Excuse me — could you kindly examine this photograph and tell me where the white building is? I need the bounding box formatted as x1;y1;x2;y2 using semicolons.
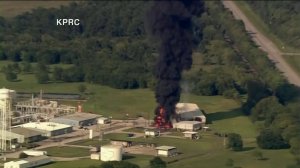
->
145;129;160;137
173;121;202;131
156;146;177;157
19;122;72;137
183;131;199;139
23;150;47;156
90;153;100;160
97;117;110;124
101;145;123;161
4;155;51;168
175;103;206;123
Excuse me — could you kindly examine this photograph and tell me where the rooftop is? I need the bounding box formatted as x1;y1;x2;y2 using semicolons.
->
11;127;43;138
174;121;201;124
176;103;204;115
156;146;176;151
22;155;50;162
101;145;123;149
20;122;72;131
56;112;101;121
183;131;198;134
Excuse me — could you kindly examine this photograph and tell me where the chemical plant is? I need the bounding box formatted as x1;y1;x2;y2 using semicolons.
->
0;87;208;168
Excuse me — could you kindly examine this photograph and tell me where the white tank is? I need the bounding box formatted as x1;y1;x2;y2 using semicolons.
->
101;145;122;161
0;88;15;99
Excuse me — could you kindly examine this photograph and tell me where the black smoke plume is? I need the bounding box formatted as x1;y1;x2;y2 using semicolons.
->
146;0;204;123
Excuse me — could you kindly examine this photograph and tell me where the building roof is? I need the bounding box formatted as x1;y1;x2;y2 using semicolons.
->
21;122;72;131
11;127;43;138
156;146;176;151
55;112;101;121
174;121;201;125
101;145;123;149
22;155;50;162
176;103;204;115
183;131;198;134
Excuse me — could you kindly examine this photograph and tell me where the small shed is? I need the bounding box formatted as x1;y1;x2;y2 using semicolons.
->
98;117;111;124
156;146;177;157
173;121;201;131
90;153;100;160
145;129;160;137
110;140;132;147
183;131;199;139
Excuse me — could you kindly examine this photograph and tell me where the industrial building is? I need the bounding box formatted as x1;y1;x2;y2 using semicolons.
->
10;127;43;143
183;131;199;139
173;121;202;131
20;122;72;137
14;98;77;124
101;145;123;161
156;146;177;157
175;103;206;123
145;129;160;137
4;155;51;168
97;117;110;124
50;112;101;127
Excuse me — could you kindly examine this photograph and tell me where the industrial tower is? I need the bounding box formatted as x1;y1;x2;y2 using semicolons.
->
0;88;15;153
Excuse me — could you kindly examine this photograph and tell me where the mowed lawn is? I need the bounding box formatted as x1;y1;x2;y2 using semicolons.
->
44;146;90;158
0;1;70;18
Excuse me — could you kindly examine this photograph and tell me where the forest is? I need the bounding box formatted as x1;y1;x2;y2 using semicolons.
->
0;1;299;164
246;1;300;49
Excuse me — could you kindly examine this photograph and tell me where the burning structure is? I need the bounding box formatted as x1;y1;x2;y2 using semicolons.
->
147;0;204;128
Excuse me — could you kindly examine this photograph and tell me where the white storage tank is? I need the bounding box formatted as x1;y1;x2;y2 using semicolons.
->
101;145;122;161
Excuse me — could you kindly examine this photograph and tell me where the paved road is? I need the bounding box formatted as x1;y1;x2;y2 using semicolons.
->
223;1;300;87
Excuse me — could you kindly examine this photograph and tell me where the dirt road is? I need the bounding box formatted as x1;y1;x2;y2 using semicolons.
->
223;1;300;87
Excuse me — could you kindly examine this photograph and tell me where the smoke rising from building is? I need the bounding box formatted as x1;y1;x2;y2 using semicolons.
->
146;0;204;127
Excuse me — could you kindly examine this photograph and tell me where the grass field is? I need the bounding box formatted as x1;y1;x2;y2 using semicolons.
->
68;139;110;147
41;159;101;168
44;146;90;158
0;1;71;18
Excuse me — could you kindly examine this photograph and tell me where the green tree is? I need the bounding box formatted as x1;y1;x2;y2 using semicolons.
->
150;157;167;168
52;66;63;81
227;133;243;151
5;71;17;82
21;62;32;73
19;152;28;159
256;129;290;149
36;71;49;84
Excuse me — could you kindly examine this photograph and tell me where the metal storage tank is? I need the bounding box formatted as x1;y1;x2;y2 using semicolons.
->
101;145;122;161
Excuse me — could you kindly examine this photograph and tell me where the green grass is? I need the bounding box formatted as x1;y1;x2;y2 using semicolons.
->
41;159;101;168
0;1;71;18
122;127;146;133
234;1;299;53
44;146;90;158
67;139;109;147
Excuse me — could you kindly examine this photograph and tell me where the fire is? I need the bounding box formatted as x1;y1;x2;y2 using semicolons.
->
154;107;172;129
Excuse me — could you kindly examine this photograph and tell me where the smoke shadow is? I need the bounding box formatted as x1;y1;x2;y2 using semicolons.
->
205;108;242;124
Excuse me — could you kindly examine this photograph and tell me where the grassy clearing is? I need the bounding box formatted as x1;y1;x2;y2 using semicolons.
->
68;139;109;147
0;1;70;18
44;146;90;158
41;159;101;168
234;1;299;53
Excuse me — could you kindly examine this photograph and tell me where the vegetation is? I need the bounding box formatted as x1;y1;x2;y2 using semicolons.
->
149;157;166;168
245;1;300;49
257;129;290;149
227;133;243;151
18;152;28;159
99;161;140;168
